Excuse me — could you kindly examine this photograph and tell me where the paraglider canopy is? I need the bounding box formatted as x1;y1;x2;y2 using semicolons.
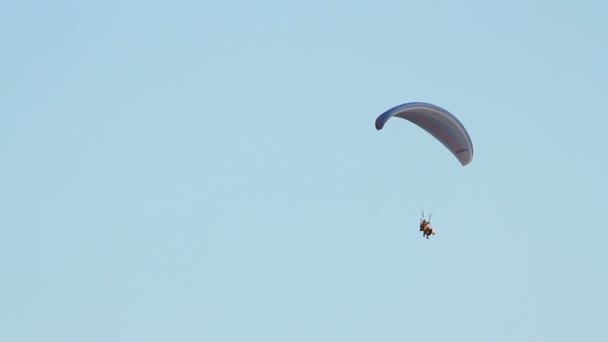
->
375;102;474;166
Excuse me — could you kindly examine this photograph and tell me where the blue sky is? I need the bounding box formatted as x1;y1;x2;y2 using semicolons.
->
2;1;607;341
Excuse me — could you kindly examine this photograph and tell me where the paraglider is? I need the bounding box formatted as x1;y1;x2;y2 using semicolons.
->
419;212;435;239
375;101;474;166
375;101;473;239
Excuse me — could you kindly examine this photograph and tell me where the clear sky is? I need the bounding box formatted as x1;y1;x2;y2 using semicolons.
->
2;1;607;341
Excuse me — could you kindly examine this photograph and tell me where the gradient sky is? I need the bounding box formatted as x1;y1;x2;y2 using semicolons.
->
2;1;607;341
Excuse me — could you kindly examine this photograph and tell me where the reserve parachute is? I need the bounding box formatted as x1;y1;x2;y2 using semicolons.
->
375;102;474;166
